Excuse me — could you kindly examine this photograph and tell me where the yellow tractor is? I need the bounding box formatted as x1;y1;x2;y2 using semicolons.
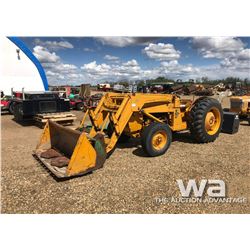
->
228;95;250;125
34;93;223;178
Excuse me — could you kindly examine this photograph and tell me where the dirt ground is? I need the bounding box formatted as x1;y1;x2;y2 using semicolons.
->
1;96;250;213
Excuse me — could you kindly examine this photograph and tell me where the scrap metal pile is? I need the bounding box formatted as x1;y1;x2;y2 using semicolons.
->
170;84;214;96
141;82;250;97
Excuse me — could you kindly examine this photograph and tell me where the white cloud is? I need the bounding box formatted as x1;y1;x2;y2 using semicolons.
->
43;63;80;84
46;71;57;76
38;49;80;84
81;57;247;83
191;37;244;59
33;46;60;63
83;59;202;82
34;39;74;50
42;62;77;72
96;37;158;47
194;64;249;80
160;60;199;78
104;54;120;62
32;41;86;85
81;59;143;81
113;60;141;76
54;63;77;72
122;59;138;67
83;48;94;52
220;57;250;71
238;48;250;60
46;71;65;80
81;61;111;76
143;43;181;61
191;37;250;77
34;37;249;85
68;73;84;79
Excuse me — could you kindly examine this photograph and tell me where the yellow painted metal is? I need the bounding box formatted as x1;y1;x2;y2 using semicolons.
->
230;96;250;115
36;121;50;149
35;92;194;177
100;113;109;133
152;131;167;150
124;113;143;137
79;109;89;127
66;132;97;176
205;112;215;130
141;104;175;113
141;110;163;123
81;92;189;151
35;121;99;177
205;107;221;135
171;109;188;131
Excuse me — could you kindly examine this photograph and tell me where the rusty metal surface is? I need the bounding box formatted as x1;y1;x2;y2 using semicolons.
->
51;156;70;167
34;150;68;178
49;120;81;157
40;148;62;159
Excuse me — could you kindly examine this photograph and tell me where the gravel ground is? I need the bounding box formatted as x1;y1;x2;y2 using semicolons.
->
1;98;250;213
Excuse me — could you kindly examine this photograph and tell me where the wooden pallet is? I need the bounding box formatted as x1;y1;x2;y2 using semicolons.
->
34;112;76;124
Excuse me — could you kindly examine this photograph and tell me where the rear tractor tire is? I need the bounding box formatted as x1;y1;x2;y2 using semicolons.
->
141;122;172;157
188;97;223;143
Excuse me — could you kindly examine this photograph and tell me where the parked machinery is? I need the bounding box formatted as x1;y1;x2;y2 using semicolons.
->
34;93;225;178
13;91;70;121
229;96;250;125
1;91;14;114
0;90;22;114
69;95;85;111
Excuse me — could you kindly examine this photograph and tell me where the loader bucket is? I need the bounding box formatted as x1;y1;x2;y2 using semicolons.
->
34;120;107;178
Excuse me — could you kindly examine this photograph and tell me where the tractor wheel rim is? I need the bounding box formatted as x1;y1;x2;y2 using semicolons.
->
152;131;167;150
205;108;221;135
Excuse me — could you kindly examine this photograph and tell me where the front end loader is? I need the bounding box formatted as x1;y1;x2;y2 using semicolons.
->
34;93;223;178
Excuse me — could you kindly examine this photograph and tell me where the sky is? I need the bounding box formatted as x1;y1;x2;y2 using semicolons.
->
20;37;250;85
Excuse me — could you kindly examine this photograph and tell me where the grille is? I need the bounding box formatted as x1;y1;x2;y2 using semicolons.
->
230;100;243;109
39;101;57;113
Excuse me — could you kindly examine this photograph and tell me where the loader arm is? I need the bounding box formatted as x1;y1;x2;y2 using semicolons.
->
87;94;135;152
34;92;190;178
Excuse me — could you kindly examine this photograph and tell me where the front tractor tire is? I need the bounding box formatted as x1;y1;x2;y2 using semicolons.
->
141;122;172;157
188;97;223;143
